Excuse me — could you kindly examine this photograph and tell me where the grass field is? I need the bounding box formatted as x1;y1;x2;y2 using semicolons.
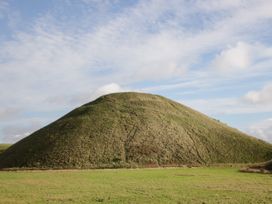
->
0;167;271;203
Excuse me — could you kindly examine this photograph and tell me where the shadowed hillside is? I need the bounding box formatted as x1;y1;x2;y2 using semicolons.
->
0;92;271;169
265;160;272;170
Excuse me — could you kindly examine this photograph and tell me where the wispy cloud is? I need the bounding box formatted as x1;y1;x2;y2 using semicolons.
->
0;0;8;19
212;41;272;73
244;83;272;104
0;107;21;121
1;119;43;143
247;118;272;142
212;42;252;73
182;81;272;116
183;97;272;116
92;83;127;99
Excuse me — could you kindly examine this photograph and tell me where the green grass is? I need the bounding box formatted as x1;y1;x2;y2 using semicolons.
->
0;167;271;203
0;144;10;154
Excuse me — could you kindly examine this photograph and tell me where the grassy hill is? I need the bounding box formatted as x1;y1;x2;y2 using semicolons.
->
0;144;11;155
0;92;271;169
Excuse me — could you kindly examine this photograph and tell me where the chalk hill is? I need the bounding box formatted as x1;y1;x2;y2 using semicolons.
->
0;92;271;169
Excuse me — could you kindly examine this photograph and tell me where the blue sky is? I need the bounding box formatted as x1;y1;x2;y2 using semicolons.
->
0;0;272;143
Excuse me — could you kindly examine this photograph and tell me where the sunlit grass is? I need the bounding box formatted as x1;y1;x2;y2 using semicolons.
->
0;144;10;154
0;167;271;203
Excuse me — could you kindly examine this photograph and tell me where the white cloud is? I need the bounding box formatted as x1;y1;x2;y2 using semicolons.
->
182;82;272;116
244;83;272;104
2;132;30;144
46;83;127;107
212;41;272;73
140;79;208;92
0;107;21;121
92;83;126;99
183;92;272;116
196;0;244;10
1;119;43;143
247;118;272;143
182;98;238;115
212;42;252;72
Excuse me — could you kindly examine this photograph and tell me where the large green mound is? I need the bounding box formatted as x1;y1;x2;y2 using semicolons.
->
0;92;271;169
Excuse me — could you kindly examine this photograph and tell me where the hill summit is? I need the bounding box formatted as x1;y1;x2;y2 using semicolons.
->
0;92;271;169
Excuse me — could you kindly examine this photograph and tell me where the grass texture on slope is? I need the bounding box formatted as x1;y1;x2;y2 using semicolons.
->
0;92;271;169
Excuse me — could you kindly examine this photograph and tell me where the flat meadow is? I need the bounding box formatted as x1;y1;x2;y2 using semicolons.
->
0;167;271;203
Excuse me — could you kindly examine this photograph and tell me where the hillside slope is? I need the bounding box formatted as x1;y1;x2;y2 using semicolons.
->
0;144;10;155
0;92;271;169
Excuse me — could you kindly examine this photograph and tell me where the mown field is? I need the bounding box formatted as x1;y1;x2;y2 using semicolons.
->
0;167;271;204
